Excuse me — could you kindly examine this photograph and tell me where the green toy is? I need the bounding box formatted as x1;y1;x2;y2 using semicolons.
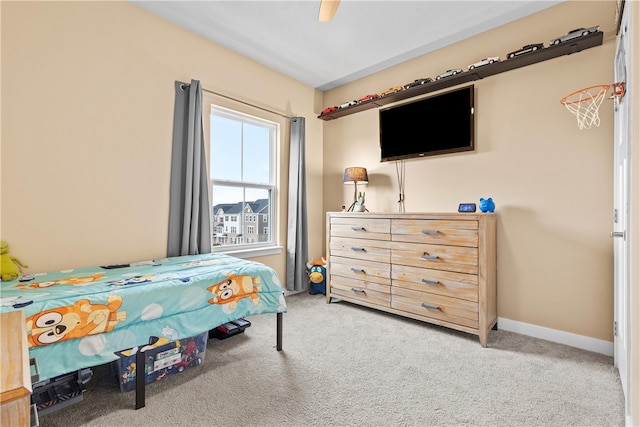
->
1;240;28;281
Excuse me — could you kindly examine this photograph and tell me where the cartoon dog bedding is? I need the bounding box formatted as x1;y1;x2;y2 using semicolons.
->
0;253;287;382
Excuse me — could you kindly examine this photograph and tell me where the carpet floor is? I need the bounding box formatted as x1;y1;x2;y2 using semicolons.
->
38;292;625;426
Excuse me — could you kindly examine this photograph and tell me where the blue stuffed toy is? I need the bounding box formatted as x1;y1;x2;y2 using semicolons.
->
479;197;495;213
307;258;327;295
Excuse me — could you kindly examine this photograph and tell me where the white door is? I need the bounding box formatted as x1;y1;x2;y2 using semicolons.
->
613;4;630;408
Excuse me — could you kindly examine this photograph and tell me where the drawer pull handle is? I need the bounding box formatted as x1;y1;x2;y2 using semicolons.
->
351;268;365;274
351;247;366;252
421;229;438;235
351;288;366;294
351;226;366;231
421;303;440;311
421;279;440;286
421;253;439;260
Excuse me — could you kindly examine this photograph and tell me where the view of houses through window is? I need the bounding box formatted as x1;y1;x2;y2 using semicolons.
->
213;198;270;245
209;106;277;249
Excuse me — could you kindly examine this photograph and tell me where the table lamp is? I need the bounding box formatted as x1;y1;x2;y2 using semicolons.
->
343;167;368;212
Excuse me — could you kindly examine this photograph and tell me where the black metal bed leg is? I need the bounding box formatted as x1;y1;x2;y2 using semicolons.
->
135;350;145;409
276;312;283;351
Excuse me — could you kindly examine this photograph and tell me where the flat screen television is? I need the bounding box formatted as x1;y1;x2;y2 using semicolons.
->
379;85;474;162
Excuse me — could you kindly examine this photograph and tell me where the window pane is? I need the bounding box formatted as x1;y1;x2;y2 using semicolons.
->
212;186;242;247
245;188;271;243
243;123;271;184
211;186;272;246
211;114;241;181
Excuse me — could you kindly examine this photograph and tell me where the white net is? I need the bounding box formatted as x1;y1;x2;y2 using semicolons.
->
561;85;609;130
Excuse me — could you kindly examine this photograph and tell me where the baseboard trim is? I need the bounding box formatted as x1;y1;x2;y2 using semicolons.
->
497;317;614;356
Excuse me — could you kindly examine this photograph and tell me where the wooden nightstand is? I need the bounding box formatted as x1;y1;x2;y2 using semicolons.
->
1;310;34;427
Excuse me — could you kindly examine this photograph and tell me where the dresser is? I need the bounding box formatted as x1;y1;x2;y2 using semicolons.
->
0;311;34;427
326;212;497;347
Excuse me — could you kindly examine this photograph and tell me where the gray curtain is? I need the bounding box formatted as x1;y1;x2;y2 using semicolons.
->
167;80;212;257
286;117;308;291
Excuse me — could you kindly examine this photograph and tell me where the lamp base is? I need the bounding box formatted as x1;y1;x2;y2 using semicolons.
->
347;202;368;212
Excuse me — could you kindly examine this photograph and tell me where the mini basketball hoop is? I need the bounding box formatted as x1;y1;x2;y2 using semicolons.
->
560;83;625;130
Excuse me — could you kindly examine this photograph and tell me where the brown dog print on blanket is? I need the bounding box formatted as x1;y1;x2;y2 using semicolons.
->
25;295;126;347
207;274;261;312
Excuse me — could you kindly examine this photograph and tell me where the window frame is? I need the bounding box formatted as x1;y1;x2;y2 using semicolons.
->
208;105;279;256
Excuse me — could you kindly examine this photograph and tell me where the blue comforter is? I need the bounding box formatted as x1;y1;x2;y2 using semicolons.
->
0;253;286;381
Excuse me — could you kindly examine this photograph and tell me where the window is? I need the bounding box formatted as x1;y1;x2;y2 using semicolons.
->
210;106;277;250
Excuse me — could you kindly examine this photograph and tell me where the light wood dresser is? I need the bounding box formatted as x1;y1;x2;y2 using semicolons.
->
326;212;497;347
0;310;33;427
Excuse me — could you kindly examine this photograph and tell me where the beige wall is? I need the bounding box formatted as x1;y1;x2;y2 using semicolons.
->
0;1;325;281
323;1;616;341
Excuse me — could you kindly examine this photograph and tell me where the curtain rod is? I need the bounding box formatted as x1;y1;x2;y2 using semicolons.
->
180;83;292;120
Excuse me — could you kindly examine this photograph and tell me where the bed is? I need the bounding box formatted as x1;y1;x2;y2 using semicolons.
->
0;252;286;408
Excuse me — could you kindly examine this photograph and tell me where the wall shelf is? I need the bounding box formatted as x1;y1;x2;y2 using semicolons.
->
318;31;604;121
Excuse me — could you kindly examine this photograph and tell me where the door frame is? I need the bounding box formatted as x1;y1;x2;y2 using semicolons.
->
613;1;631;417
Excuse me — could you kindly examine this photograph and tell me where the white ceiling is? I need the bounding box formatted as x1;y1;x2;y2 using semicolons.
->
132;0;562;91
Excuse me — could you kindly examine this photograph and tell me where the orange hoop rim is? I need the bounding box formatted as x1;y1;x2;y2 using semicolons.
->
560;82;625;105
611;82;626;97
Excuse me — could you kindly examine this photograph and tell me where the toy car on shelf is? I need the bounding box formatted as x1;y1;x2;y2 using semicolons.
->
358;94;379;103
506;43;544;59
550;25;599;45
467;57;500;70
338;100;358;109
435;69;462;80
380;86;403;96
321;106;338;115
403;78;433;89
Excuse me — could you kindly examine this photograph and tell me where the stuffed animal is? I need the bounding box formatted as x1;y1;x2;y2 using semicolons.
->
306;258;327;295
1;241;28;281
479;197;495;213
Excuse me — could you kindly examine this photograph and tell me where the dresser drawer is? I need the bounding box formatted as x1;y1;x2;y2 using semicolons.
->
391;242;478;274
392;219;478;247
392;264;478;302
330;256;390;285
330;277;391;307
331;237;390;263
392;287;478;329
330;217;390;241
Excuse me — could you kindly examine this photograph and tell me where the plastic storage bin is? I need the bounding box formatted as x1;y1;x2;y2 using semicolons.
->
113;332;207;392
31;368;93;415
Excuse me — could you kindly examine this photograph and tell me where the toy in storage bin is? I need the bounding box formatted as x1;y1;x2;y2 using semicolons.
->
113;332;207;392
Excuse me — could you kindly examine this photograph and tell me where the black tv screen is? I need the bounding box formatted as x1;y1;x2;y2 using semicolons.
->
379;85;474;161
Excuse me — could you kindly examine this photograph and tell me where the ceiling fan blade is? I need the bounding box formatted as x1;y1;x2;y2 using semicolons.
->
318;0;341;22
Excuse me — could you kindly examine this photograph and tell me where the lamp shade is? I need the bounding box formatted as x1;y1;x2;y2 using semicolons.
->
343;167;368;184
